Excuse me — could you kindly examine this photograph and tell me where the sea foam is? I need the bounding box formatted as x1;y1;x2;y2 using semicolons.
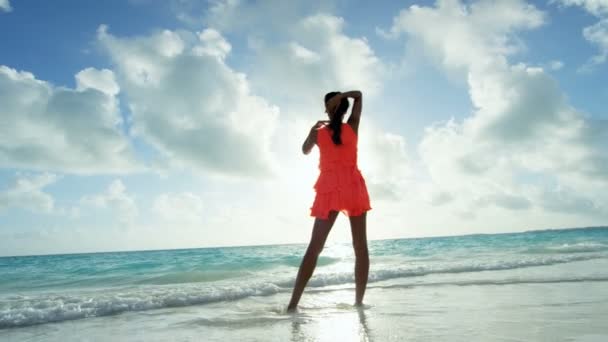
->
2;252;605;328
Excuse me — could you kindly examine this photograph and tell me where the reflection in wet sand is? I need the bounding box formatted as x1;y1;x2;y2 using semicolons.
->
290;306;372;342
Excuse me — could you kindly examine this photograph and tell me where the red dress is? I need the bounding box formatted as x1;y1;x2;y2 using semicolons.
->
310;123;372;219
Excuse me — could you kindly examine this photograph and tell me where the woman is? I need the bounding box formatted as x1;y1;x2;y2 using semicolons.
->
287;90;371;311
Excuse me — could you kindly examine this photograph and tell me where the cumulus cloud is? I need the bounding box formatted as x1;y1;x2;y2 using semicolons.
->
247;14;385;102
97;25;279;178
76;68;120;95
359;126;413;200
0;0;11;12
153;192;204;222
198;2;385;104
556;0;608;16
81;179;138;224
172;0;407;201
476;192;532;210
388;0;608;216
429;191;454;206
582;19;608;66
0;66;139;174
207;4;401;186
388;0;544;73
202;6;404;201
0;173;57;213
554;0;608;68
193;28;232;59
200;0;332;33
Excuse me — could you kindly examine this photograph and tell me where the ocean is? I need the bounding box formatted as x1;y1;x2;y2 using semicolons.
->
1;227;608;341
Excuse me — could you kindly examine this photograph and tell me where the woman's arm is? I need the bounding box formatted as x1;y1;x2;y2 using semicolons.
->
302;120;328;155
342;91;362;134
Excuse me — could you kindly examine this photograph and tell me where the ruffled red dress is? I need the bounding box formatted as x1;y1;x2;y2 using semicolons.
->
310;123;372;219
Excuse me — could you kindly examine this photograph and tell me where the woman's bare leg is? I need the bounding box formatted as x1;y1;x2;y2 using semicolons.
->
287;211;339;311
349;212;368;305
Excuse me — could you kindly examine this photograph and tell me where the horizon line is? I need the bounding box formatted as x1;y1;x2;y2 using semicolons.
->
1;225;606;258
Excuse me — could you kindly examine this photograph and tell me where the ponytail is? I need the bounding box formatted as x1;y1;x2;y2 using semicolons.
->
324;92;350;145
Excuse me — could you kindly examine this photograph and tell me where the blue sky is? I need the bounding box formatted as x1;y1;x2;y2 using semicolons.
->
1;0;607;256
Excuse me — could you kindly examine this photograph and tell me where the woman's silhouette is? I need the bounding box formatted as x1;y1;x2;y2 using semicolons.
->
287;90;371;311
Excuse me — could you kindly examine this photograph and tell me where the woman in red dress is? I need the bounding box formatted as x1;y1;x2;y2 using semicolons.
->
287;90;371;311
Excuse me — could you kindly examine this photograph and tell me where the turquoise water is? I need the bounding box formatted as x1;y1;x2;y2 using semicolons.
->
1;227;607;330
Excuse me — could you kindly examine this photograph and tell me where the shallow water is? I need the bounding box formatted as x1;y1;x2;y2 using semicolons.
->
1;227;608;341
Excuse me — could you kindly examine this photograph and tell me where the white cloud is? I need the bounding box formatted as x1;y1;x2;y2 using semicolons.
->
183;2;403;202
76;68;120;95
193;28;231;59
204;6;408;205
248;14;385;102
197;3;385;100
200;0;332;33
429;191;454;206
476;192;532;210
81;179;138;224
97;25;279;178
556;0;608;16
359;125;413;201
388;0;544;73
289;42;321;64
554;0;608;68
153;192;204;222
582;18;608;66
228;10;400;199
0;0;11;12
389;0;608;217
0;66;139;174
0;173;57;213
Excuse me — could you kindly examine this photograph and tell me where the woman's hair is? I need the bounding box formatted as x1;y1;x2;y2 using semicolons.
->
324;92;350;145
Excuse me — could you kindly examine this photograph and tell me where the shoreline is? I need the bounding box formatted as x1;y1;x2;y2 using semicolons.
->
2;277;607;341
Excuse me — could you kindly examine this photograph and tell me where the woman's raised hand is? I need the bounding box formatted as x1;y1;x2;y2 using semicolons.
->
303;120;328;154
311;120;329;132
